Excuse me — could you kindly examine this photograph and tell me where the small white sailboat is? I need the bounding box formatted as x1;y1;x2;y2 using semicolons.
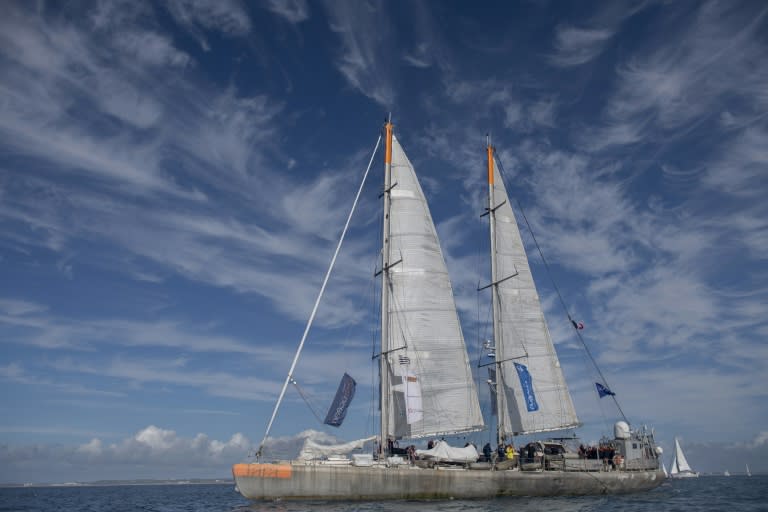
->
232;122;665;500
669;438;699;478
746;463;751;477
724;470;730;476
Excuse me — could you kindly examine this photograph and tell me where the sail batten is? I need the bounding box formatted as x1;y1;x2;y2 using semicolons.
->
384;134;484;439
489;153;579;436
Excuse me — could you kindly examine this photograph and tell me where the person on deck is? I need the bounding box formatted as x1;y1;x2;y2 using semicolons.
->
505;444;518;465
483;443;492;462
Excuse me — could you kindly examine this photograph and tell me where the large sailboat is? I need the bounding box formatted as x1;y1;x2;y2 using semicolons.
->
232;123;665;499
669;438;699;478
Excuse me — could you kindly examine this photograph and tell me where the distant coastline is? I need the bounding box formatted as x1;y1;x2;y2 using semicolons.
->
0;478;233;489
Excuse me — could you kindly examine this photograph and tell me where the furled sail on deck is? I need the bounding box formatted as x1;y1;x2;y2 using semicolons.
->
490;154;579;435
384;135;484;439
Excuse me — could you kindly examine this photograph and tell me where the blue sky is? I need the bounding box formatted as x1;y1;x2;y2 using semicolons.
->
1;0;767;483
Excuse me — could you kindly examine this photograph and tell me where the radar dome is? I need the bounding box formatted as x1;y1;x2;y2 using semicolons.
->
614;421;630;439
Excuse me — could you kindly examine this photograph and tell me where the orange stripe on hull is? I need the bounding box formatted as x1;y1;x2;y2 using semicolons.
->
232;463;292;479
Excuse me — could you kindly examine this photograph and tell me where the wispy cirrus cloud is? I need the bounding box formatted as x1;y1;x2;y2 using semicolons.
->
50;357;282;401
264;0;309;24
164;0;251;51
549;25;614;67
581;1;768;152
0;2;381;328
549;1;651;68
322;0;394;106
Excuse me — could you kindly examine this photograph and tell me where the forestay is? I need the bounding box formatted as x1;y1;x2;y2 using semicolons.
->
384;135;484;439
490;155;579;435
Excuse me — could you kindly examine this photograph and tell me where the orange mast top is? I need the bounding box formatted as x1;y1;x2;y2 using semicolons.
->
487;137;494;185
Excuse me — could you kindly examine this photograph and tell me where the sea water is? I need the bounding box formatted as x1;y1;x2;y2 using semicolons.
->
0;476;765;512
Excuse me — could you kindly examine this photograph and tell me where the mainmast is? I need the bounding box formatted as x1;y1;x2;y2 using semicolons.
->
380;119;394;457
487;135;506;448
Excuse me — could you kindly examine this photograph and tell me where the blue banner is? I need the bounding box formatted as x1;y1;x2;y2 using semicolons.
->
514;363;539;412
324;373;356;427
595;382;615;398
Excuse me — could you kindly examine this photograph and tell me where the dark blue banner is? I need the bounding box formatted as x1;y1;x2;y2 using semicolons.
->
514;363;539;412
595;382;615;398
324;373;356;427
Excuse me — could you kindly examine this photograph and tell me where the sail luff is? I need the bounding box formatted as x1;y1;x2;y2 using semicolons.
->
383;134;484;439
489;152;579;435
380;121;394;455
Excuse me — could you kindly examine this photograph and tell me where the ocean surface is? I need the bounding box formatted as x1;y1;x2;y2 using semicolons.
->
1;476;765;512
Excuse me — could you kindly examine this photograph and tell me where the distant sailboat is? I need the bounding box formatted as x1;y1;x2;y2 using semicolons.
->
662;460;669;477
746;463;751;477
724;470;730;476
669;438;699;478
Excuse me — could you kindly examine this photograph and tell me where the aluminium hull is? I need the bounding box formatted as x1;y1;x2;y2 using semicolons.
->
232;463;665;500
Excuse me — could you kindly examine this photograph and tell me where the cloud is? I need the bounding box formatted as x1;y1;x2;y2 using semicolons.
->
112;30;191;68
164;0;251;51
549;25;614;67
50;357;282;402
752;431;768;447
323;0;394;106
0;427;364;483
0;425;253;482
403;43;433;68
581;1;768;151
0;298;47;316
0;3;384;329
702;126;768;197
264;0;309;24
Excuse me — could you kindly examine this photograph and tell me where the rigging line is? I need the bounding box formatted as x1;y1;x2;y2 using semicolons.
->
493;150;629;425
290;379;325;425
256;134;383;458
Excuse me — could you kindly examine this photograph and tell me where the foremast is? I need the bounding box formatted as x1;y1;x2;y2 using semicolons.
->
487;136;506;448
379;120;484;450
379;119;394;457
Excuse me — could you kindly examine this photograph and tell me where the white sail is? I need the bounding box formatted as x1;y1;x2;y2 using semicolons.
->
670;454;678;475
674;438;693;472
383;134;484;439
746;463;751;476
489;154;579;435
